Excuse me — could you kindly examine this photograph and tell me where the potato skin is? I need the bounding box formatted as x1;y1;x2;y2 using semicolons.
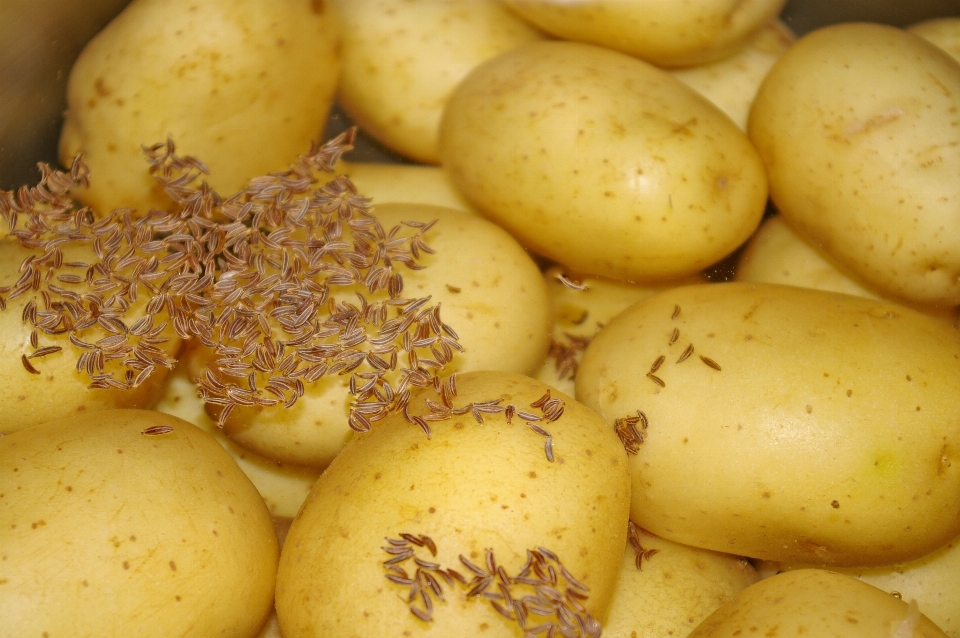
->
0;409;278;638
576;282;960;566
440;41;768;283
748;22;960;306
59;0;340;214
0;238;181;435
501;0;786;67
275;371;630;637
688;570;948;638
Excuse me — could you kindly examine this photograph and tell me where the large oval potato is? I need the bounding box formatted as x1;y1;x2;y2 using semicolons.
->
440;41;768;283
334;0;544;164
501;0;786;67
59;0;340;214
0;409;278;637
749;22;960;306
576;282;960;566
275;371;630;637
688;570;948;638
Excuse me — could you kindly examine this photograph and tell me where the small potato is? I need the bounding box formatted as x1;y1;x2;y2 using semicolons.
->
772;535;960;637
604;528;759;638
0;238;182;435
153;364;321;519
187;203;551;467
537;265;705;396
334;161;478;214
576;282;960;566
333;0;544;164
736;215;959;326
689;570;948;638
671;19;795;130
909;17;960;63
0;409;278;637
501;0;786;67
749;23;960;306
275;371;630;637
441;41;768;283
59;0;340;214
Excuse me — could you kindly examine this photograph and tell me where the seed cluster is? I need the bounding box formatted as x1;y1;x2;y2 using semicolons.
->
613;410;648;456
627;521;659;570
646;304;723;389
547;332;593;382
0;130;463;427
382;534;601;637
416;386;565;462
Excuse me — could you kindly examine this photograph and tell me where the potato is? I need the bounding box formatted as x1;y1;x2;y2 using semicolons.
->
440;41;768;283
771;535;960;637
0;238;182;435
500;0;786;67
275;371;630;637
536;265;705;397
185;203;551;467
153;364;321;519
688;569;948;638
604;528;759;638
748;23;960;306
0;409;278;637
909;17;960;63
59;0;340;214
671;19;794;130
333;0;544;164
576;282;960;566
736;215;959;326
334;161;479;214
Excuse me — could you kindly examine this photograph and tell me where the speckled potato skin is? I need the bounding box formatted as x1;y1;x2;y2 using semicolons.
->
334;0;544;164
0;409;278;638
335;161;479;214
748;22;960;306
501;0;786;68
59;0;340;214
187;203;552;467
275;371;630;637
773;535;960;637
576;282;960;566
736;215;959;326
671;19;795;131
688;570;949;638
604;530;759;638
909;17;960;63
0;238;182;435
440;41;768;283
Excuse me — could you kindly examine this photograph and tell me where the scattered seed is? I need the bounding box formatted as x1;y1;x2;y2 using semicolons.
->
699;355;722;371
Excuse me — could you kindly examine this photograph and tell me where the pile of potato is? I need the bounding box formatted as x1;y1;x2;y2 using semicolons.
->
2;1;959;637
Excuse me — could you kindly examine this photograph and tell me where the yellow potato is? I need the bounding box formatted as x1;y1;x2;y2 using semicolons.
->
500;0;786;67
153;364;321;519
440;41;768;283
604;527;759;638
772;534;960;637
671;19;795;130
275;371;630;637
536;265;705;396
909;17;960;63
576;282;960;566
0;238;182;435
333;0;544;164
186;203;551;467
334;161;479;214
749;22;960;306
688;569;948;638
0;409;278;637
736;215;960;326
59;0;340;214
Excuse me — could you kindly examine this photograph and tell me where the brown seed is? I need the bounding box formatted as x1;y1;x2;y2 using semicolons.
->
699;355;722;371
20;354;40;375
646;373;665;388
676;344;694;363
